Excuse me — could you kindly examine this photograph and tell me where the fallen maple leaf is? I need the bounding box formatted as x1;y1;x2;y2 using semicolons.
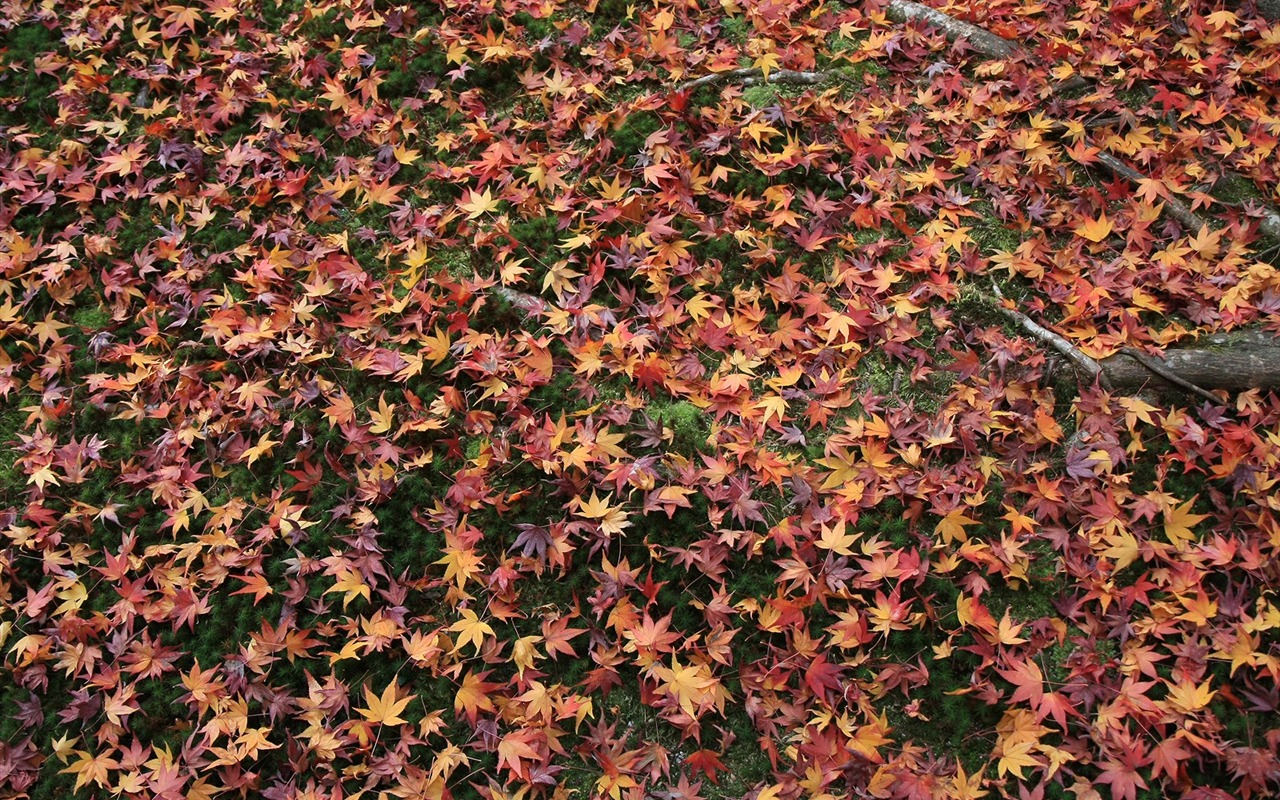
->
459;186;500;219
449;608;496;655
1164;497;1209;550
357;681;415;726
1073;212;1114;243
653;657;716;717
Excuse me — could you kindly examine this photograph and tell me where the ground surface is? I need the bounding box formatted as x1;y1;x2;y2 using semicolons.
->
1;0;1279;799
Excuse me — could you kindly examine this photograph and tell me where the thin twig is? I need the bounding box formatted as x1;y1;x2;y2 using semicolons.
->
1115;347;1220;404
1091;152;1211;234
993;285;1225;402
990;282;1103;381
676;67;837;93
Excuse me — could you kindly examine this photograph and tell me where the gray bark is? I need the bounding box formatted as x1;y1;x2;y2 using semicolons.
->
677;68;833;92
884;1;1019;59
1258;209;1280;244
1100;335;1280;393
997;287;1280;395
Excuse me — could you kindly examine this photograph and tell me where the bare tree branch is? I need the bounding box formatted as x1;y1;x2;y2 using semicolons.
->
883;0;1018;59
990;282;1103;381
676;67;837;93
1113;348;1220;403
1091;152;1212;234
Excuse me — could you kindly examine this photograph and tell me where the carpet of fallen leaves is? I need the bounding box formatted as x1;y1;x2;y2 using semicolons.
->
2;0;1280;798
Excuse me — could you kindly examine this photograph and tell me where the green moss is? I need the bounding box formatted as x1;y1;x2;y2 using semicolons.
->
726;560;781;601
507;215;560;261
830;60;889;94
851;225;898;246
526;367;580;414
433;246;475;280
710;707;775;797
719;16;751;44
969;202;1024;255
512;12;557;42
855;353;944;415
610;110;662;158
0;24;61;121
856;499;913;548
1041;639;1074;686
982;576;1061;623
647;400;708;454
2;22;58;57
829;30;870;57
260;0;307;30
742;84;781;109
1024;539;1059;581
589;0;635;34
0;400;33;493
1115;85;1150;110
878;627;998;775
72;306;112;331
952;281;1009;328
1210;172;1265;205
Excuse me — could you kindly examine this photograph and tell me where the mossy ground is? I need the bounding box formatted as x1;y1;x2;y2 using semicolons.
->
2;0;1272;797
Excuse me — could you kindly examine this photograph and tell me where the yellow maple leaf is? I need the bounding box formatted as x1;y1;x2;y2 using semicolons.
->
753;50;780;80
512;635;543;678
369;393;395;434
577;491;630;536
50;734;79;762
240;433;278;466
1118;396;1158;430
326;639;361;665
421;327;453;365
449;608;495;655
435;547;484;589
817;446;859;491
444;40;469;64
454;670;497;723
27;464;59;491
61;750;119;792
98;143;147;177
541;259;584;299
497;732;540;776
994;734;1043;779
1204;8;1238;28
951;762;989;799
324;568;370;609
754;394;788;425
685;292;716;323
990;610;1028;645
393;144;421;165
743;119;780;146
1165;678;1215;714
1164;497;1209;550
815;519;858;556
459;187;499;219
1101;528;1142;571
654;657;716;717
577;491;613;518
935;508;979;545
357;681;415;726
